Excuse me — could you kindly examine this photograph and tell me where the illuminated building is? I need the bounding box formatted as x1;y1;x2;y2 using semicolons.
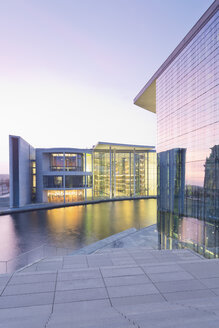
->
9;137;156;207
134;1;219;219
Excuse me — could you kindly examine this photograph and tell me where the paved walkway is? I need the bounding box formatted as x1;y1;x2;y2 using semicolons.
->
0;248;219;327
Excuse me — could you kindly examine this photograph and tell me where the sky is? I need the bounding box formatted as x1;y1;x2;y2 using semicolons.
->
0;0;214;174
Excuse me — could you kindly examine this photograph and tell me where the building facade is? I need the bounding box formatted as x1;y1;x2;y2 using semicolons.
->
134;1;219;220
9;136;156;208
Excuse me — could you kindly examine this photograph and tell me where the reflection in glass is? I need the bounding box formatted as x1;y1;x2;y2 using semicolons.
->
157;210;219;259
50;154;64;171
65;153;83;171
157;10;219;222
43;176;63;188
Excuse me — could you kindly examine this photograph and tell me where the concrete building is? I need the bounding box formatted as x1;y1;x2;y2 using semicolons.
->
9;136;156;208
134;1;219;220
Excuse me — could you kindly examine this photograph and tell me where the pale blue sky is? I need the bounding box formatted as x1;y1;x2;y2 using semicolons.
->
0;0;214;173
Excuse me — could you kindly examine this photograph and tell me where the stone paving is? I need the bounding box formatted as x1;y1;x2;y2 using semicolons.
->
0;248;219;327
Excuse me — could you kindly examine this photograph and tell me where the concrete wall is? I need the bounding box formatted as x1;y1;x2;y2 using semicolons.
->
36;149;44;203
9;135;35;208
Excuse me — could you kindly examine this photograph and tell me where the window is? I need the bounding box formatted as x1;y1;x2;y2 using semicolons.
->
65;175;85;188
43;176;63;188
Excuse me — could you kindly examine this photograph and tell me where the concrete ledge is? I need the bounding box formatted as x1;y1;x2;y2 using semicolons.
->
71;228;138;255
0;196;156;216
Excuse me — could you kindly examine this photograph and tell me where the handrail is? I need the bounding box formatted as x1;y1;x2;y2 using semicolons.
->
0;244;73;274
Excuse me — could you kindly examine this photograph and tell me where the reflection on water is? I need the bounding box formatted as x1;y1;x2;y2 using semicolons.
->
158;211;219;258
0;199;156;261
1;198;219;262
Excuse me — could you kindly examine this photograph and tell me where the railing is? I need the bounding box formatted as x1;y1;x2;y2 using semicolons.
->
0;244;73;274
50;166;83;171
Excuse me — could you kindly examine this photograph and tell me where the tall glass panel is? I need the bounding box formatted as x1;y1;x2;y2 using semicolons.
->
86;154;92;172
115;152;131;197
93;151;110;198
156;11;219;219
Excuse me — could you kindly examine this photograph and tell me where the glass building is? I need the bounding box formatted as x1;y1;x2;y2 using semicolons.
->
134;1;219;223
9;137;156;207
93;142;156;199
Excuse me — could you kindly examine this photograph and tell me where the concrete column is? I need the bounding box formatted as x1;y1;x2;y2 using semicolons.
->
133;148;136;197
63;152;65;204
129;152;131;196
147;152;149;196
114;150;116;198
92;152;94;200
110;147;112;198
85;153;87;201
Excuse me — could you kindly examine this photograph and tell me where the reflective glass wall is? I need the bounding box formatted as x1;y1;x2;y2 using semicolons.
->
157;10;219;220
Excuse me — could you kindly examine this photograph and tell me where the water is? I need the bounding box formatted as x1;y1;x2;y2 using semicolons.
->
0;199;156;261
1;198;219;264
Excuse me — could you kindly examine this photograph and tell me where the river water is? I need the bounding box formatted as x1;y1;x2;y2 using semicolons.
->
0;199;156;261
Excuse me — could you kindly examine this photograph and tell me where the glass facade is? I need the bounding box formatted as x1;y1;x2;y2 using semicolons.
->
46;189;85;203
157;10;219;219
50;153;84;171
157;210;219;259
93;149;156;199
38;145;156;204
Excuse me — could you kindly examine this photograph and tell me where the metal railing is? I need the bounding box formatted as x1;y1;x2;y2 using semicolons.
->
0;244;73;274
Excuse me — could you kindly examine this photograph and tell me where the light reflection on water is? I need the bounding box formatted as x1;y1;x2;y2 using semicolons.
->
0;199;157;261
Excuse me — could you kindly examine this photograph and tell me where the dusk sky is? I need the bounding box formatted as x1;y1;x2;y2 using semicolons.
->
0;0;213;174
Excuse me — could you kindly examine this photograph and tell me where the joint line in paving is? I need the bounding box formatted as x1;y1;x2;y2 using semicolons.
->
45;269;59;327
0;271;16;296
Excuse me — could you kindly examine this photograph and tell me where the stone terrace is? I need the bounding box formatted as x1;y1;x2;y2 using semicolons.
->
0;248;219;327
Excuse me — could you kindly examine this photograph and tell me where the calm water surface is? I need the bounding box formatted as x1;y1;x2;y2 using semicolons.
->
0;199;156;261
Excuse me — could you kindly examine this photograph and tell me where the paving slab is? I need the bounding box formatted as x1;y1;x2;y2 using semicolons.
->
128;307;216;328
53;299;111;313
0;292;54;308
163;289;216;301
54;287;108;303
0;304;52;327
107;283;159;298
142;263;183;274
56;278;104;291
200;277;219;288
146;270;194;283
180;261;219;278
101;265;144;277
0;247;218;328
104;274;151;287
154;279;207;293
111;294;166;306
9;272;57;285
58;268;101;281
3;281;56;296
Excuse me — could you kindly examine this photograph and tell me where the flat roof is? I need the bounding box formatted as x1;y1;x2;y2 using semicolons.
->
134;0;219;113
94;141;155;151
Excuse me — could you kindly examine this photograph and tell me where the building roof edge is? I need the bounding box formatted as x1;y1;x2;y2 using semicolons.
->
134;0;219;105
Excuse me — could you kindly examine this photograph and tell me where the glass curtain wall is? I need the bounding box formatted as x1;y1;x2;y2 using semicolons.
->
93;151;111;198
93;149;156;199
156;11;219;219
